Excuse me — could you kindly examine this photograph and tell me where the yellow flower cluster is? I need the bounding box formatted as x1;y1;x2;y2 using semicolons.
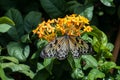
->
33;14;93;42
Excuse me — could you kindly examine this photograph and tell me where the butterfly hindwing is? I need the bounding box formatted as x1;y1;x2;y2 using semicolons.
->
40;39;57;58
69;36;89;58
40;36;69;60
55;36;69;60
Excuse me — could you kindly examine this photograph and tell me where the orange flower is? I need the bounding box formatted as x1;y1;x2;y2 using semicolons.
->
33;14;93;42
83;26;93;32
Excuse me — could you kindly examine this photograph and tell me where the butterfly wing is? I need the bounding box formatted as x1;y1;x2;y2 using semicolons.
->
55;36;69;60
69;36;90;58
40;36;69;60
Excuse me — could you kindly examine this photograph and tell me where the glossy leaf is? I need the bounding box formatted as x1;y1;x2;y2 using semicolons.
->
7;27;19;41
106;43;114;52
74;4;94;20
0;65;8;80
24;11;42;33
37;39;48;49
21;34;31;43
99;61;116;72
43;58;54;74
71;68;84;79
92;37;100;53
82;55;98;70
5;8;24;37
0;56;19;64
116;70;120;80
7;42;30;62
67;54;82;69
23;45;30;59
103;51;112;58
81;34;93;43
30;51;41;59
0;16;15;26
67;1;81;12
73;58;81;68
1;62;35;79
36;63;45;72
67;1;93;20
100;0;115;7
67;54;75;69
88;69;105;80
100;32;108;47
0;24;12;33
40;0;66;18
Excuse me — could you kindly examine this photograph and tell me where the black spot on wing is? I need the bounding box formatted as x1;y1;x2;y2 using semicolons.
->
56;49;68;60
75;37;79;43
49;44;53;48
54;39;58;44
58;44;61;48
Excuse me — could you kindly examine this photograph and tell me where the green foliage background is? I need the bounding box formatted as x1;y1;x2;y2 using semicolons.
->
0;0;120;80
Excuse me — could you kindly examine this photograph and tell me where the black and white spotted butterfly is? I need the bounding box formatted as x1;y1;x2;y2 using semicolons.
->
40;35;92;60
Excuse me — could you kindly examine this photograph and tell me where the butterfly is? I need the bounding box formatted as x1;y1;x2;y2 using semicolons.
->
40;35;92;60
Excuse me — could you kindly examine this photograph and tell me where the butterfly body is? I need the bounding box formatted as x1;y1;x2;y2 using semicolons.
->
40;35;92;60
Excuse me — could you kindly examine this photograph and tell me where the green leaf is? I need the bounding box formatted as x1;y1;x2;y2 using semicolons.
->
40;0;66;18
7;27;19;41
116;70;120;80
100;0;115;7
36;63;45;72
67;54;76;69
0;46;2;55
81;34;93;43
43;58;55;74
73;58;81;68
0;56;19;64
82;55;98;70
88;69;105;80
71;68;84;79
103;51;112;58
0;24;12;33
5;8;24;37
21;34;31;43
106;43;114;52
74;4;94;20
89;26;109;54
24;11;42;33
67;1;94;20
23;45;30;58
0;64;8;80
99;61;116;72
37;39;48;49
1;62;35;79
115;66;120;70
92;37;100;53
33;69;50;80
31;51;40;59
31;39;48;60
7;42;30;62
67;1;81;12
0;16;15;26
67;55;82;69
